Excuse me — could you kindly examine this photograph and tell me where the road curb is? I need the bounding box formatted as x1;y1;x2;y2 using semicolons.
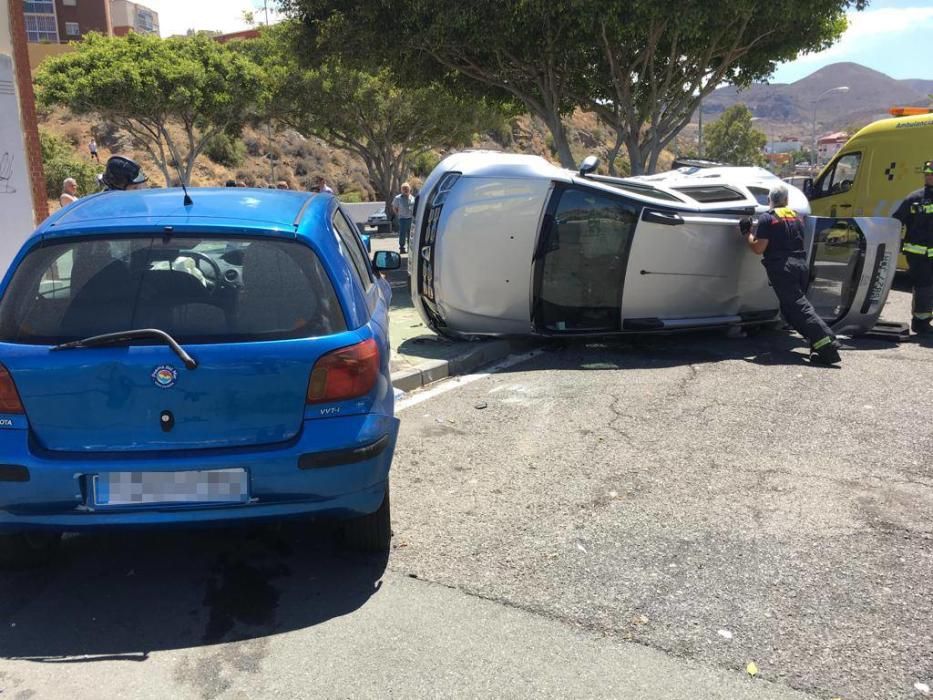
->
390;339;517;392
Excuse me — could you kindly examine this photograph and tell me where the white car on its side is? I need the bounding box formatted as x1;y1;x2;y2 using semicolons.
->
409;151;899;339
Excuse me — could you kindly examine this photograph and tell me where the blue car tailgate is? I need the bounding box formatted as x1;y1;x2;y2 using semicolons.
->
3;333;376;453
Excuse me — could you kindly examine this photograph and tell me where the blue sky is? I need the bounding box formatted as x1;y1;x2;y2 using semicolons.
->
771;0;933;83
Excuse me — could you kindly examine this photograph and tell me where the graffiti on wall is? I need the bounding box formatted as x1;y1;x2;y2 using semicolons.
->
0;53;36;274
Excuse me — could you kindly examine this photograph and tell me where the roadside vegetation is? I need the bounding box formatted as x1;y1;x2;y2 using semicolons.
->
33;0;863;198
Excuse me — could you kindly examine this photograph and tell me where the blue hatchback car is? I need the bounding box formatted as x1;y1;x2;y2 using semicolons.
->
0;188;401;564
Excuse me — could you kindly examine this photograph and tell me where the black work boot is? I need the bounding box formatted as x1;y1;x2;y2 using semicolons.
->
911;318;933;336
810;342;841;366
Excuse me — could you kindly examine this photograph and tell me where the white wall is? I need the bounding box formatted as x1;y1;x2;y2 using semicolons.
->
0;0;40;276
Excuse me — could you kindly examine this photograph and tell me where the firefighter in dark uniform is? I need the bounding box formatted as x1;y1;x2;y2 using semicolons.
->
739;184;842;365
892;160;933;336
98;155;148;191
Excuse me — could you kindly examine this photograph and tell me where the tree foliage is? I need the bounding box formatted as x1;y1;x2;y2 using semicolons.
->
280;0;863;174
582;0;855;173
703;104;767;166
242;22;507;207
278;0;585;168
35;32;267;186
39;130;99;201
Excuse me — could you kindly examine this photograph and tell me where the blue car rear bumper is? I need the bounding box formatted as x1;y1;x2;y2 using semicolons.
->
0;413;398;532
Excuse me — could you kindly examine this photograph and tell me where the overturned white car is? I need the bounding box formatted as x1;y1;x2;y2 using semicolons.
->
410;152;899;339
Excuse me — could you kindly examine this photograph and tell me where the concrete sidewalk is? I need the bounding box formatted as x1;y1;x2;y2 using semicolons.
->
370;236;520;393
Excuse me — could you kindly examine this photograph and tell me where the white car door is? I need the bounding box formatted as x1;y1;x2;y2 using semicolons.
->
620;208;776;329
619;209;899;335
804;216;900;335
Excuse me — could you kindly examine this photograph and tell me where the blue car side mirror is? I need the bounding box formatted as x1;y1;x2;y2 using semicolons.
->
373;251;401;271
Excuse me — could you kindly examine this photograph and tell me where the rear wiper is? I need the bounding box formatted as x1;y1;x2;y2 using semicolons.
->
51;328;198;369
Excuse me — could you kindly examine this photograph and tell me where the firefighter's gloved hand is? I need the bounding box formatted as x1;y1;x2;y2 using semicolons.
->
739;217;753;235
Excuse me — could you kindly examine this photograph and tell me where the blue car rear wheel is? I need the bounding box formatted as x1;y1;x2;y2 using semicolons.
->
342;483;391;553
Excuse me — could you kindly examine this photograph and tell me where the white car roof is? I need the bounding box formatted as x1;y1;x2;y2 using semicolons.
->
432;151;806;213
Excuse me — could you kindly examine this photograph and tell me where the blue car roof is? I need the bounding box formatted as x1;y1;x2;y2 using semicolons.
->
36;188;330;239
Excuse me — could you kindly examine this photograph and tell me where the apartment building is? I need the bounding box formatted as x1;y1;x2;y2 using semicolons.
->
110;0;158;37
22;0;158;45
22;0;111;43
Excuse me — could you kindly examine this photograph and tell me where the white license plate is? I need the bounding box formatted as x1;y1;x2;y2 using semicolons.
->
93;469;248;507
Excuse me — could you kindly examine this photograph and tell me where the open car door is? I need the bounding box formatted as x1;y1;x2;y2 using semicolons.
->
805;216;900;335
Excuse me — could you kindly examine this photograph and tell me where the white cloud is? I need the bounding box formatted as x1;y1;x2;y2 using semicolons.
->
144;0;284;38
792;6;933;65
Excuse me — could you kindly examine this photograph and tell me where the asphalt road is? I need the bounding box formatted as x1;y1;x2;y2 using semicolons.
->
0;284;930;699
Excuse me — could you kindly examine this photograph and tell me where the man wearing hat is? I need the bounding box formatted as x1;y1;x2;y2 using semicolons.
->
893;160;933;336
98;155;148;191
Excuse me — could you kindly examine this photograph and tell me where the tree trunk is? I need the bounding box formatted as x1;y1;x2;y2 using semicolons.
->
644;132;663;175
606;130;624;176
546;113;575;169
626;134;646;176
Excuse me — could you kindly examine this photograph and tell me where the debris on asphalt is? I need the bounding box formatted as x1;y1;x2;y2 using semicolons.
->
474;401;488;409
717;629;733;640
746;661;759;677
575;542;587;554
915;682;930;695
609;490;618;498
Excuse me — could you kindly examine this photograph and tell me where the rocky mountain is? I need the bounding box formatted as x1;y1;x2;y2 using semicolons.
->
901;79;933;97
702;62;931;132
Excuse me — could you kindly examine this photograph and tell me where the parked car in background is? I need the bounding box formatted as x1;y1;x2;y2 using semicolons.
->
409;151;899;340
783;175;811;191
367;207;392;233
0;188;402;565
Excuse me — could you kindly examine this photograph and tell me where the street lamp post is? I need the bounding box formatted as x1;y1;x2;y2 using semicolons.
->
811;86;849;173
698;98;705;158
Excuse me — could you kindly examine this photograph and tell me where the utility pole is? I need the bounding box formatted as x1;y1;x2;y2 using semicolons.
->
811;85;849;174
697;98;704;158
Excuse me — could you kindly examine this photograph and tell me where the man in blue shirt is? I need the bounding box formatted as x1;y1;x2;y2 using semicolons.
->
740;184;841;365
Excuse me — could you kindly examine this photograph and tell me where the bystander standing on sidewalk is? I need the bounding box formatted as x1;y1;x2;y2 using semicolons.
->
59;178;78;208
315;176;334;194
392;182;415;254
89;138;99;162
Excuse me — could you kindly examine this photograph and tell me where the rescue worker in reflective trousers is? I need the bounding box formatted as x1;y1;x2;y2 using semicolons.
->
892;160;933;336
739;184;842;365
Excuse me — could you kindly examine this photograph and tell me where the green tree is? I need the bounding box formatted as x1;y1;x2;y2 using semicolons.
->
35;32;267;186
278;0;586;168
579;0;858;174
243;23;506;208
703;104;767;166
281;0;862;174
39;130;99;200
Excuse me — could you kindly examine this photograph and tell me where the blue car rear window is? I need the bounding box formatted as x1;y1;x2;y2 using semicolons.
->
0;236;347;344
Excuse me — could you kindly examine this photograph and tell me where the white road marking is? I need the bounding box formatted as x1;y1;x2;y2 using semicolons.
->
395;349;545;412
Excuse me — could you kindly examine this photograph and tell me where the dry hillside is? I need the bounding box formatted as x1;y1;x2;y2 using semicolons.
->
38;106;676;205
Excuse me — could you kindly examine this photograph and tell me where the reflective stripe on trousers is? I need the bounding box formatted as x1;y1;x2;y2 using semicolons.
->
764;255;836;348
902;243;929;255
905;251;933;318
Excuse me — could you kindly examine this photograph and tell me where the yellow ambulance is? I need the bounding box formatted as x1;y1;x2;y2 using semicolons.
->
807;108;933;269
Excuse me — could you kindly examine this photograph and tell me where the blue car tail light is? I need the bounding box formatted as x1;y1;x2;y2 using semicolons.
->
306;337;380;404
0;366;23;414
